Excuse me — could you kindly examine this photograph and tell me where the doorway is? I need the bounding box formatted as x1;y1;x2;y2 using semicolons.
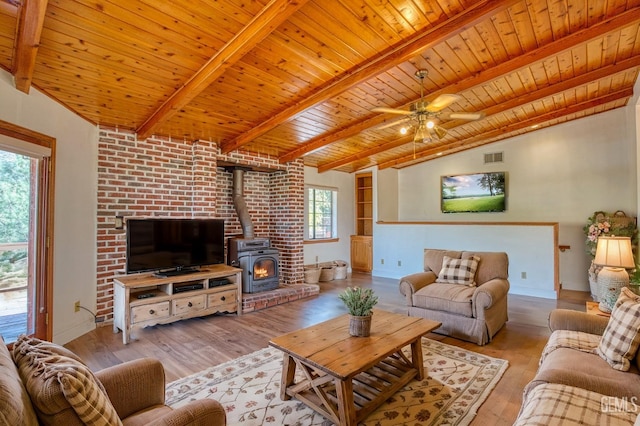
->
0;121;54;344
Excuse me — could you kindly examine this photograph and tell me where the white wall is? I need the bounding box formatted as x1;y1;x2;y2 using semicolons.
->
378;107;637;295
0;69;98;344
303;166;354;266
374;223;557;298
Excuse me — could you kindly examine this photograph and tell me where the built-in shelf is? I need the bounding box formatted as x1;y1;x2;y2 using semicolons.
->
356;172;373;236
352;172;373;272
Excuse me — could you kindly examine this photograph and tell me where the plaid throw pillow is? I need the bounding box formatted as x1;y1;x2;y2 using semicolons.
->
596;287;640;371
436;255;480;286
48;362;123;426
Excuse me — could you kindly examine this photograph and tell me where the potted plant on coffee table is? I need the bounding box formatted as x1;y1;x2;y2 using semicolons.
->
338;287;378;337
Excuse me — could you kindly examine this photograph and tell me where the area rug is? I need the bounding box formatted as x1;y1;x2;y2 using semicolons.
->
166;339;508;425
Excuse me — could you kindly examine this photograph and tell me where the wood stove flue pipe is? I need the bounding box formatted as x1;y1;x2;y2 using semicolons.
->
231;168;254;239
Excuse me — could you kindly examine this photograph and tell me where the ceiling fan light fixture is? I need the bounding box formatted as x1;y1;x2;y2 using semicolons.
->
414;124;430;143
432;124;447;140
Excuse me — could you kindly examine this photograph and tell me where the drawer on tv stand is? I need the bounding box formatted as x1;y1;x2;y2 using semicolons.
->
131;301;170;324
173;294;206;315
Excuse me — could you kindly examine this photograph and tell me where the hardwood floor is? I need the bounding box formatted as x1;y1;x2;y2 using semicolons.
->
64;273;588;425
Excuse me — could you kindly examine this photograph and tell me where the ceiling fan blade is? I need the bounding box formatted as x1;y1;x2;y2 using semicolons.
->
445;112;485;120
372;107;413;115
425;94;461;112
431;124;447;139
377;117;410;130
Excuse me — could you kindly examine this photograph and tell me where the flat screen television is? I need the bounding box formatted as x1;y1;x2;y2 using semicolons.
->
441;172;506;213
126;218;225;275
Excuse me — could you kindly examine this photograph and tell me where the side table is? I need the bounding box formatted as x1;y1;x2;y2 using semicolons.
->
586;301;610;318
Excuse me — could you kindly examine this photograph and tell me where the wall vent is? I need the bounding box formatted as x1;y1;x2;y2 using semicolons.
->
484;152;504;164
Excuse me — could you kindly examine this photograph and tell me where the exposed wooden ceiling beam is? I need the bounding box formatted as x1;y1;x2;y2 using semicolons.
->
220;0;521;154
13;0;48;94
135;0;309;141
378;89;633;170
285;6;640;165
317;57;640;173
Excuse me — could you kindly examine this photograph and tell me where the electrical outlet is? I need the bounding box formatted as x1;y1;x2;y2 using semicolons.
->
397;260;402;267
381;258;384;264
521;272;527;279
114;215;124;229
74;301;80;313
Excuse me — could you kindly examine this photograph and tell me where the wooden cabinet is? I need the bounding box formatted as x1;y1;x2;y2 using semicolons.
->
351;235;373;273
352;172;373;272
113;264;242;344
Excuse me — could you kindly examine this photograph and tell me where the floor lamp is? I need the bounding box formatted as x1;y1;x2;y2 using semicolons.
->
594;236;635;312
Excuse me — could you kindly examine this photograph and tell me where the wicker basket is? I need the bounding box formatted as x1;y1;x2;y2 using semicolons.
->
303;267;321;284
319;264;336;281
333;260;348;280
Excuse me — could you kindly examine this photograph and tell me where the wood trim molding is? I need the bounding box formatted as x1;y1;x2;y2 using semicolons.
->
0;118;55;147
376;221;558;226
304;238;339;245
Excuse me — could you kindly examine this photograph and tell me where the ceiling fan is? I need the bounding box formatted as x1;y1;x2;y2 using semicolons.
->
373;69;484;143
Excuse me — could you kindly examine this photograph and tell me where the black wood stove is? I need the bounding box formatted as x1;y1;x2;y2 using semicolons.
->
228;237;279;293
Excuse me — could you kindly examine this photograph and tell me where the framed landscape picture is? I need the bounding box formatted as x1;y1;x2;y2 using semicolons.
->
441;172;506;213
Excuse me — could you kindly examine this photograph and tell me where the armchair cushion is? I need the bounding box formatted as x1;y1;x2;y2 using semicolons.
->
461;251;509;285
436;255;480;286
596;287;640;371
413;283;475;317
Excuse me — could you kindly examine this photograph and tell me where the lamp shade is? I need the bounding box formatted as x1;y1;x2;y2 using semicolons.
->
593;236;635;268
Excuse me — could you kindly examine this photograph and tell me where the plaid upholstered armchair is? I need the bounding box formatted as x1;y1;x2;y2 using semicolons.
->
399;249;510;345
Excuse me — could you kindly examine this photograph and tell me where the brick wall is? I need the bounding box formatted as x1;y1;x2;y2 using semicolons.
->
96;127;304;323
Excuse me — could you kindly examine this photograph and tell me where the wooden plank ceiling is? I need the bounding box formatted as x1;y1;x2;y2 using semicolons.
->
1;0;640;173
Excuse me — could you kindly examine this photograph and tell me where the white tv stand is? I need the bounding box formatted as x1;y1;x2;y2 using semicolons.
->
113;264;242;344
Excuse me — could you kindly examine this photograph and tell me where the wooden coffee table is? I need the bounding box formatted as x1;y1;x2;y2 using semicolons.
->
268;309;441;426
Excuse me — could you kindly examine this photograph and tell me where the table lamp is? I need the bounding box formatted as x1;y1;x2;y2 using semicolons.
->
594;236;635;312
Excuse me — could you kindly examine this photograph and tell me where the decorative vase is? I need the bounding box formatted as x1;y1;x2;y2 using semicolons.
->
349;314;372;337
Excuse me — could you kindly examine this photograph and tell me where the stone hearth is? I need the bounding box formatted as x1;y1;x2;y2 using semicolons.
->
241;283;319;314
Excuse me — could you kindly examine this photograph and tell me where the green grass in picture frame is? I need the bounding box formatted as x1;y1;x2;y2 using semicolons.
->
441;171;506;213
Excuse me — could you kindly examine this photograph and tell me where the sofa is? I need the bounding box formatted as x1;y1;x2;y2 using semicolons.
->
0;334;226;426
514;290;640;425
398;249;509;345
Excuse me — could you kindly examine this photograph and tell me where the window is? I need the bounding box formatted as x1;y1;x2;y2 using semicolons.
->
306;186;338;240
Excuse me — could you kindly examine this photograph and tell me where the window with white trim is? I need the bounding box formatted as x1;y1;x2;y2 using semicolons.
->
305;186;338;240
